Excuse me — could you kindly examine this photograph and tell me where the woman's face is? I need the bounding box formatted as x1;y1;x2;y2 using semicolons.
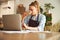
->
29;6;38;16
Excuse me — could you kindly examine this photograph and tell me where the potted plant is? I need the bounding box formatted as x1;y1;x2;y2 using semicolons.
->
44;3;55;26
44;3;55;14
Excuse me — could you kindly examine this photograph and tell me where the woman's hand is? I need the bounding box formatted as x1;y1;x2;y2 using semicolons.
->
24;23;38;31
29;10;32;14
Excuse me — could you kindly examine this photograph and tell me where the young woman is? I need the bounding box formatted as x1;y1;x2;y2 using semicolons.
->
23;1;46;31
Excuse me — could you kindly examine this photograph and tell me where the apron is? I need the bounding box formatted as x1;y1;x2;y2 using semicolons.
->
28;14;39;27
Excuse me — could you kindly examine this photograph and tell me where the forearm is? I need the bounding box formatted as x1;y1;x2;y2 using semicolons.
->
24;23;38;31
27;26;38;31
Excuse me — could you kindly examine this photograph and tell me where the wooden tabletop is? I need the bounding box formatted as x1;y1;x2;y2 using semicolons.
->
0;31;60;40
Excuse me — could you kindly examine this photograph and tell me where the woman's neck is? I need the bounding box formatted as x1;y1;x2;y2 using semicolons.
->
33;13;38;16
32;13;38;20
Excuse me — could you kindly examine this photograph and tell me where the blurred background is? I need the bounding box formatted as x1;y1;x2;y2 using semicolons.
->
0;0;60;32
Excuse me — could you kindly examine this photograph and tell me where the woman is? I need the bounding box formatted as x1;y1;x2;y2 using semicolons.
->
23;1;46;31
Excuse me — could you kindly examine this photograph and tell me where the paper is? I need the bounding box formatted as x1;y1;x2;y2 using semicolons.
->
0;30;30;33
0;30;51;34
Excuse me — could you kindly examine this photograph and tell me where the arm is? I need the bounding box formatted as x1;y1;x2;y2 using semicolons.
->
23;15;38;31
38;15;46;31
25;15;46;31
24;23;38;31
23;14;46;31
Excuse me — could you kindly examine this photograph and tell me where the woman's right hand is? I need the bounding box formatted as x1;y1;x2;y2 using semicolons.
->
29;10;32;14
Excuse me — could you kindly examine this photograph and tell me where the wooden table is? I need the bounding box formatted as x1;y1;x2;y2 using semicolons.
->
0;31;60;40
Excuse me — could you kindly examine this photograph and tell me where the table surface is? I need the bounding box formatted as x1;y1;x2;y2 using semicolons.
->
0;31;60;40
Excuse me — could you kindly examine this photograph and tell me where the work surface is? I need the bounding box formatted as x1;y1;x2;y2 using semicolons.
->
0;31;60;40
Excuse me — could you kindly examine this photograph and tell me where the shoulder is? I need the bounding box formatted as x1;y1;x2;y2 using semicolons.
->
39;13;46;18
24;14;31;19
38;13;46;23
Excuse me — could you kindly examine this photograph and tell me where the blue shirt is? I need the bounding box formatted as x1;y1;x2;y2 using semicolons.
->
24;13;46;31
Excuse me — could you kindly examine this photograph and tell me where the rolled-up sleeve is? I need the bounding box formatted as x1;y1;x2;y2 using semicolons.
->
38;15;46;31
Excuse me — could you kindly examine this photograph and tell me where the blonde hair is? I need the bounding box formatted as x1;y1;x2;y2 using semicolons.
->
29;1;40;13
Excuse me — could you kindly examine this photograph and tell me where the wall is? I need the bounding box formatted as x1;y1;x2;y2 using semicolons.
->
0;0;15;17
15;0;60;25
0;0;60;25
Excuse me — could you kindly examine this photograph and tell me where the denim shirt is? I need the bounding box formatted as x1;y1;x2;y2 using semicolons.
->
24;13;46;31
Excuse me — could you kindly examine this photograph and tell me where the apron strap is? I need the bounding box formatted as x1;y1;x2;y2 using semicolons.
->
30;14;39;21
37;14;39;21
